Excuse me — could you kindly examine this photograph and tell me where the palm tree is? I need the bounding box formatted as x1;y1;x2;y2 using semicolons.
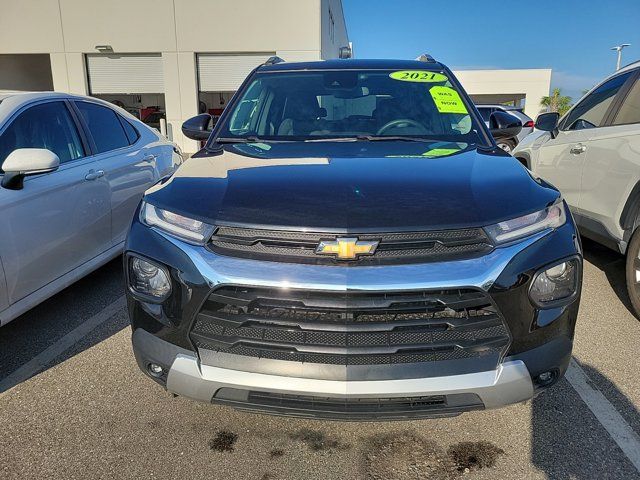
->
540;88;573;116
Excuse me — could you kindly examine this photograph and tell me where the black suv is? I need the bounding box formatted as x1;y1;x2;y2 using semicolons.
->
124;56;582;420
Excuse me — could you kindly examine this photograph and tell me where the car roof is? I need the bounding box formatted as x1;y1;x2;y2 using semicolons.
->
618;59;640;74
258;58;446;72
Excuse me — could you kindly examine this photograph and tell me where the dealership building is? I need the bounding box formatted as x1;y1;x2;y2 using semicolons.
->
0;0;550;153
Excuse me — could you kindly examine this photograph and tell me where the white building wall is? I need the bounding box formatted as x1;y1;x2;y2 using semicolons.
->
453;69;552;119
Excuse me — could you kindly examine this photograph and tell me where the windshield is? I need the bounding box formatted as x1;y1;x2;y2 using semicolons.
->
214;69;483;144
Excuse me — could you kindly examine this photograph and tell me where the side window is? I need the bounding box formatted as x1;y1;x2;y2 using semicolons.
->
477;108;492;122
0;101;84;171
562;71;632;130
75;102;130;153
612;73;640;126
118;116;140;144
229;81;263;133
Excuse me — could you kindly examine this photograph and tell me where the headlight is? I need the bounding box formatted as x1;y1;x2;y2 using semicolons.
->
140;201;214;244
484;200;566;244
529;258;580;307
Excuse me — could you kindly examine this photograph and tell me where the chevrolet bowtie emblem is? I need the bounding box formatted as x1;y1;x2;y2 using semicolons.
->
316;237;379;260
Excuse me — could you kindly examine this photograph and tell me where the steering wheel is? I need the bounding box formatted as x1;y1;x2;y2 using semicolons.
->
376;118;429;136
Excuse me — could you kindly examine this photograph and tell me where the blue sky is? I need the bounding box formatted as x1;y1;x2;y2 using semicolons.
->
342;0;640;102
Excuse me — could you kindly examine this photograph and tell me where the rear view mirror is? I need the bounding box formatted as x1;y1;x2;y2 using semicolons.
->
489;111;522;140
182;114;214;141
2;148;60;190
535;112;560;134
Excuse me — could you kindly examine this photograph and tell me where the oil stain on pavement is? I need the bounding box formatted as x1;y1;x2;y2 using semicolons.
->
288;428;350;452
208;428;505;479
209;430;238;452
363;432;505;480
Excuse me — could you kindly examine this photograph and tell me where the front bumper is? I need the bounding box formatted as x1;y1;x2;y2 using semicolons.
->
133;327;573;420
126;214;581;420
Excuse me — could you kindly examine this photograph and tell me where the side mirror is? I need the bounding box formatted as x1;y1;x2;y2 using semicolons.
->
2;148;60;190
181;113;214;141
535;112;560;136
489;111;523;140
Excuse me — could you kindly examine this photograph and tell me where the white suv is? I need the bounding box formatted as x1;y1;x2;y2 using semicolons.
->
513;61;640;314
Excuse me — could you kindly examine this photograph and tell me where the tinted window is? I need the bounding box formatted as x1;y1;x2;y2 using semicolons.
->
0;101;84;170
613;73;640;125
477;107;492;122
119;116;140;144
217;70;481;143
76;102;129;153
562;72;632;130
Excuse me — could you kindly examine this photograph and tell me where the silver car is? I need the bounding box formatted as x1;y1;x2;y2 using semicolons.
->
0;92;182;326
476;105;535;151
513;61;640;315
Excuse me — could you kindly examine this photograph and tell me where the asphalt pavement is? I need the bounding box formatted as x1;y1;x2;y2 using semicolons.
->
1;238;639;480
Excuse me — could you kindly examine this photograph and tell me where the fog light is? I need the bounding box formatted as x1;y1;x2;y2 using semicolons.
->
129;257;171;300
529;259;579;307
538;371;553;382
534;370;558;388
147;363;164;377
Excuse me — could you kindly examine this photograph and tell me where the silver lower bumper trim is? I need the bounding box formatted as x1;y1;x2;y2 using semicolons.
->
166;354;534;410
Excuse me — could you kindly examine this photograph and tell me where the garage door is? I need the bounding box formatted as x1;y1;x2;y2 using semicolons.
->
197;53;274;92
86;54;164;94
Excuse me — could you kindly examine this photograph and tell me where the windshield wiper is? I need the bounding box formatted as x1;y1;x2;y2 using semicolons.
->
215;137;299;144
358;135;433;142
216;136;263;143
304;135;433;143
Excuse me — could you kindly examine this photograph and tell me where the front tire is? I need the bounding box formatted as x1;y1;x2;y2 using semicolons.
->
624;227;640;318
497;139;517;153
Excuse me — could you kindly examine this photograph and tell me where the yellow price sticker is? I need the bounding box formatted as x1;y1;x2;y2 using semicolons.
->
386;147;462;159
422;148;461;157
389;70;448;82
429;86;468;114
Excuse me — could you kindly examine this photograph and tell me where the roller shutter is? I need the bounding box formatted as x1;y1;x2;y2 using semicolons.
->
197;53;274;92
86;54;164;94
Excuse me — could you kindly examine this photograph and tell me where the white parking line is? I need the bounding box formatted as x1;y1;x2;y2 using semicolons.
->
565;357;640;472
0;296;126;394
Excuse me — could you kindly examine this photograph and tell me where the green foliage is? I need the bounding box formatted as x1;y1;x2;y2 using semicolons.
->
540;88;573;116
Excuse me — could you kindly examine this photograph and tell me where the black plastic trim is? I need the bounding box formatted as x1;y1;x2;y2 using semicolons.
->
211;389;483;420
573;212;622;252
620;180;640;232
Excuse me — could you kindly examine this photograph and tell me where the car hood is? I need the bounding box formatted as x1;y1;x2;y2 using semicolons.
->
144;141;559;232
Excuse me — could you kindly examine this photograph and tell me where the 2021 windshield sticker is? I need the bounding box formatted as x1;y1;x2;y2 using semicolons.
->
429;86;468;114
389;71;448;82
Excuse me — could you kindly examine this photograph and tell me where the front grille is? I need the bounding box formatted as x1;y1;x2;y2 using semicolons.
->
208;226;493;265
190;286;510;367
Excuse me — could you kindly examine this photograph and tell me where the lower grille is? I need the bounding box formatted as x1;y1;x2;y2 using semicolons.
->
190;286;510;367
212;388;484;420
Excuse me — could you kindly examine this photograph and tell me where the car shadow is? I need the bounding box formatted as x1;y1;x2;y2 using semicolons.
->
0;257;128;393
581;237;637;318
531;360;640;479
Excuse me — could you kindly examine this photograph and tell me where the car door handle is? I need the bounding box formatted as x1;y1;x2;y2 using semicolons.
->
85;169;105;181
144;154;157;161
570;143;587;154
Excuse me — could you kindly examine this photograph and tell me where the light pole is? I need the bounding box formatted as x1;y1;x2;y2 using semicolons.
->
611;44;631;71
